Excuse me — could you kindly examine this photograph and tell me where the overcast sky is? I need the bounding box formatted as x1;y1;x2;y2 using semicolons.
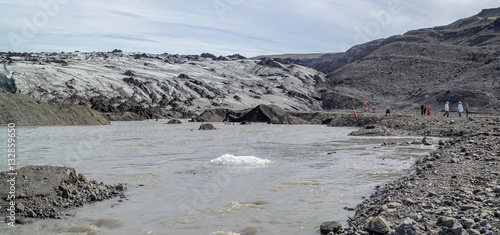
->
1;0;498;57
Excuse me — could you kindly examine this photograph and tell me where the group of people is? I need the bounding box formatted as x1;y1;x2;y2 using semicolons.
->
443;101;469;117
420;104;431;115
353;104;390;117
353;101;470;118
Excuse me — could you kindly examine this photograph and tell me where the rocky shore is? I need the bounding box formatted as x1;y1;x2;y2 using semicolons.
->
0;166;126;224
320;113;500;234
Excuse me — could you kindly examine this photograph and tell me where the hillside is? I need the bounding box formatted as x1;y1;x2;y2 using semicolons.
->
314;8;500;113
0;52;325;119
0;89;109;126
254;53;337;60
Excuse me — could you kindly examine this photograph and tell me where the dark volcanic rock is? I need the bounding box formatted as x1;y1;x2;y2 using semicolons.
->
198;123;216;130
167;119;182;124
320;221;343;234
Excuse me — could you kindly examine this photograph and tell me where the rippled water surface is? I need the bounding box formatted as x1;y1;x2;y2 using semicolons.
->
0;121;437;235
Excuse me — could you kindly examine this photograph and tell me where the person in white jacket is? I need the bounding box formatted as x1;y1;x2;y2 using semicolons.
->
443;101;450;117
457;101;464;117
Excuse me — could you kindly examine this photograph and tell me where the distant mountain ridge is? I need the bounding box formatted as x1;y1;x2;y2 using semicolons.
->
268;8;500;113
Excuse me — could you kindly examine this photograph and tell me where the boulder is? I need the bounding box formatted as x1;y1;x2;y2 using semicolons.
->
167;119;182;124
320;221;342;234
367;216;391;234
438;216;459;228
422;136;434;145
199;123;216;130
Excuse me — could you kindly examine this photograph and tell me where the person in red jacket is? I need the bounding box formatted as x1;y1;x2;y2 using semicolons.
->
427;107;431;115
353;110;358;117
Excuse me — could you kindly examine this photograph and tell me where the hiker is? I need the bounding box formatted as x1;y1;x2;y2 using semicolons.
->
420;104;425;115
427;106;431;115
466;104;470;117
385;108;390;116
365;104;369;112
353;110;358;117
423;104;427;116
443;101;450;117
457;101;464;117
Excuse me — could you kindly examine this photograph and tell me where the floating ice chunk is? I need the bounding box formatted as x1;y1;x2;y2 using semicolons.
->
209;154;273;166
209;231;240;235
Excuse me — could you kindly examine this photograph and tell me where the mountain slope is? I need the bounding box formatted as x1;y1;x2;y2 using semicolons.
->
317;8;500;113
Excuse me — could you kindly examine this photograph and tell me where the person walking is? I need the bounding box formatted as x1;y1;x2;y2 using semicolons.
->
443;101;450;117
423;104;427;116
466;104;470;117
421;104;424;115
457;101;464;117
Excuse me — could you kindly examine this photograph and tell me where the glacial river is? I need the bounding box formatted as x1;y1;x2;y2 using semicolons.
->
0;121;437;235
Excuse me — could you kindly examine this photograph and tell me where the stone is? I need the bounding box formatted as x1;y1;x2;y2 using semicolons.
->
16;202;25;212
439;216;459;228
460;204;478;210
451;223;465;235
395;223;418;235
469;229;481;235
387;202;403;208
90;193;98;201
479;219;488;227
403;198;415;206
115;183;127;191
461;218;475;229
320;221;342;234
198;123;216;130
167;119;182;124
26;209;37;218
367;216;391;234
422;136;434;145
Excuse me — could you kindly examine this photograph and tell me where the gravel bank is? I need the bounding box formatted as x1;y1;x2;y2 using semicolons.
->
322;113;500;234
0;166;126;225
